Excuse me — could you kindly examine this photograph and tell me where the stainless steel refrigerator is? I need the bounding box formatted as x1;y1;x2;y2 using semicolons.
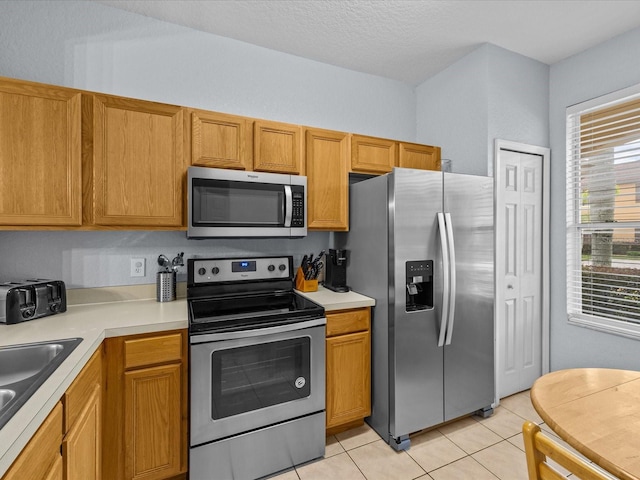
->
337;167;494;451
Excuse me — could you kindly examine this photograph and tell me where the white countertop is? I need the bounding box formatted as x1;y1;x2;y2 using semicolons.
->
0;298;188;477
0;284;375;476
295;285;375;311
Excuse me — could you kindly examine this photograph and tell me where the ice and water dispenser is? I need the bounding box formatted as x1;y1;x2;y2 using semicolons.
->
405;260;433;311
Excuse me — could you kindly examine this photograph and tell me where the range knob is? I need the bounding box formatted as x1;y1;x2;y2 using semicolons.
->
22;309;35;319
268;264;275;272
211;267;220;275
279;264;286;271
50;303;60;313
198;267;206;276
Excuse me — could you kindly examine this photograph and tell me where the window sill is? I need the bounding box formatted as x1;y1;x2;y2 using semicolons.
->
568;314;640;340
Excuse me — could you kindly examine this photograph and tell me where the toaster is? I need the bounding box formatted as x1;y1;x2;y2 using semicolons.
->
0;279;67;324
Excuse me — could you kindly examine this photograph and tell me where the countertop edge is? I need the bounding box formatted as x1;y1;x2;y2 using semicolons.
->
295;285;376;311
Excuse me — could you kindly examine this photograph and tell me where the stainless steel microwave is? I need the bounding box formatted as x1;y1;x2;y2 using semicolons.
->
187;166;307;238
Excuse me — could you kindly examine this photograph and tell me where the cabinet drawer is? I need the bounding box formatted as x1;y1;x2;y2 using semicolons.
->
124;332;183;369
64;346;102;433
326;308;370;337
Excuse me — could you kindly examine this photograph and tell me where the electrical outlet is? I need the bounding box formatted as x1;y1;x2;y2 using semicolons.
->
130;258;145;277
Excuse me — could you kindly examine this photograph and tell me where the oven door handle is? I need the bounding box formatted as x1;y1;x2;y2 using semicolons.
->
189;317;326;344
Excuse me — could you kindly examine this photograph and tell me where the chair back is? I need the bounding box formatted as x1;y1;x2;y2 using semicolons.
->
522;421;612;480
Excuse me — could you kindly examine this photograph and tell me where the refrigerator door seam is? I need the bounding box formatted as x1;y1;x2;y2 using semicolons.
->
444;212;457;345
437;212;450;347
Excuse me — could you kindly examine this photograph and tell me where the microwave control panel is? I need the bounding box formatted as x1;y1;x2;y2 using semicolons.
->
291;186;305;227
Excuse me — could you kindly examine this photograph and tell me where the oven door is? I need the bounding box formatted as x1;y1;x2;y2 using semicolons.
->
190;318;325;446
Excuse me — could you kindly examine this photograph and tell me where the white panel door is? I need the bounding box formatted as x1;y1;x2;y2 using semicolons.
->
497;149;543;398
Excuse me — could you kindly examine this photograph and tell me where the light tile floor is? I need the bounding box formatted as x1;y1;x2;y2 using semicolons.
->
270;390;617;480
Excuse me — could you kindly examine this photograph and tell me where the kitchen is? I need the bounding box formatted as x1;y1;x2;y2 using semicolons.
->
1;1;640;479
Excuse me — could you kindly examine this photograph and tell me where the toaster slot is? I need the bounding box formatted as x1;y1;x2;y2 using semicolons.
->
46;283;63;312
17;287;36;319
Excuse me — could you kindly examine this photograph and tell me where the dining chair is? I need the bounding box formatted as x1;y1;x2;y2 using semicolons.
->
522;421;612;480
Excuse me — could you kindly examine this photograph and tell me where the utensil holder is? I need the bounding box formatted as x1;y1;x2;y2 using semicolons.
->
295;267;318;292
156;271;176;302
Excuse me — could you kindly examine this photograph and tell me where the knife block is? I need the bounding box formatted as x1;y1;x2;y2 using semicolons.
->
295;267;318;292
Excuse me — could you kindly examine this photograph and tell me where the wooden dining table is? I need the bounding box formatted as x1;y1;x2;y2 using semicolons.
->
530;368;640;480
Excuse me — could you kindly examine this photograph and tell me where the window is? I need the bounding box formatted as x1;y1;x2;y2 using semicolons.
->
567;85;640;338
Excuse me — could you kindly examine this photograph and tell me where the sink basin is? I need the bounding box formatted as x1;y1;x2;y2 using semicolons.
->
0;343;66;386
0;338;82;430
0;390;15;409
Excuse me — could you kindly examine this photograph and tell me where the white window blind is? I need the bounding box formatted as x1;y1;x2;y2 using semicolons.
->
567;86;640;338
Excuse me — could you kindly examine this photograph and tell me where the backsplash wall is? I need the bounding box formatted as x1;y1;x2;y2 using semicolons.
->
0;231;330;288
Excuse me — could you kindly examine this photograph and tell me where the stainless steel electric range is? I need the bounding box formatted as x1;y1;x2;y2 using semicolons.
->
187;256;326;480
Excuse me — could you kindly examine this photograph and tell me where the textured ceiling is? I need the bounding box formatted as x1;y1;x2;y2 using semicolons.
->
95;0;640;85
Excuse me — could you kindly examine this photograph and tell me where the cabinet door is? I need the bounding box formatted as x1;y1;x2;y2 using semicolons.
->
191;110;252;170
1;402;63;480
306;128;349;231
254;120;302;174
326;330;371;429
351;134;396;174
124;364;182;480
398;142;441;171
43;456;63;480
0;78;82;226
63;386;101;480
87;94;185;227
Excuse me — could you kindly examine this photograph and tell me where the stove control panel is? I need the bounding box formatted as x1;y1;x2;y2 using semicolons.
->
190;256;292;283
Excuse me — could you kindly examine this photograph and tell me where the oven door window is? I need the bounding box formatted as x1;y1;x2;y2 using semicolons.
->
192;179;284;227
211;337;311;419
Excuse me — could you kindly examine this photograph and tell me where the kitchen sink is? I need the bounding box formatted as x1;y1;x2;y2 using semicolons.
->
0;390;15;409
0;338;82;430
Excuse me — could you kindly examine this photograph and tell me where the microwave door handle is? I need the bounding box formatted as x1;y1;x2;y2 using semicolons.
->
284;185;293;227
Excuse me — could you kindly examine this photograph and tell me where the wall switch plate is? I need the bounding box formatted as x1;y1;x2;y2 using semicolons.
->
130;258;145;277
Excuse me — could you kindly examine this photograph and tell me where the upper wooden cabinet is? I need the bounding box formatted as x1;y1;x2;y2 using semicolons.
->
254;120;302;174
306;128;349;231
0;77;82;226
190;109;253;170
350;134;397;175
398;142;441;171
83;94;185;228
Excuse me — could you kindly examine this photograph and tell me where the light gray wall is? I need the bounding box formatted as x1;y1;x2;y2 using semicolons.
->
415;45;490;175
549;26;640;370
0;0;417;288
486;44;549;173
415;43;549;176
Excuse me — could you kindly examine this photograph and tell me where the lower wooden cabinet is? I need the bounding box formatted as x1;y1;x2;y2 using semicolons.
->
63;386;101;479
104;330;188;480
325;307;371;435
1;402;63;480
2;331;187;480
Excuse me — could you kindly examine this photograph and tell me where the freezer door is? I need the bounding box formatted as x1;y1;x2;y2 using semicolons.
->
390;168;445;438
443;172;495;421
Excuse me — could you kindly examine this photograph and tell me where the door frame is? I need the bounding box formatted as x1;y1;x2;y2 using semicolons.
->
494;139;550;403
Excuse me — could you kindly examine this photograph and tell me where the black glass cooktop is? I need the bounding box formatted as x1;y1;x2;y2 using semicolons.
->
189;291;324;334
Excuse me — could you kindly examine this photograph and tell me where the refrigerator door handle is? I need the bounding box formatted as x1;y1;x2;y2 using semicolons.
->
437;212;450;347
444;212;457;345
